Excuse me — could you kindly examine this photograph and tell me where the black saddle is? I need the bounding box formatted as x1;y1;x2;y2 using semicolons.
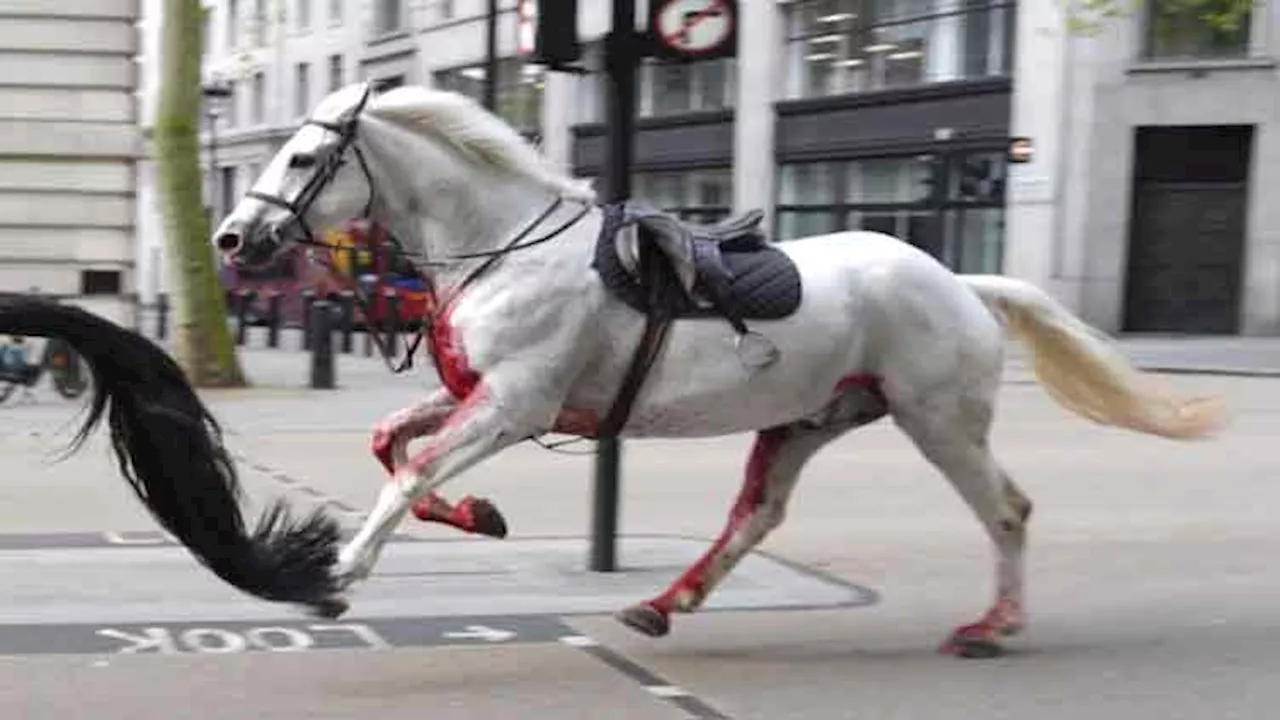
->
588;202;803;439
593;202;803;331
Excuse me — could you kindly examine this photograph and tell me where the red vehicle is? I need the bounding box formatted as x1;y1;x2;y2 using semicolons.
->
220;219;430;329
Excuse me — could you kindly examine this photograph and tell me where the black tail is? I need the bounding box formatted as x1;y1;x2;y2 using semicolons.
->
0;294;344;612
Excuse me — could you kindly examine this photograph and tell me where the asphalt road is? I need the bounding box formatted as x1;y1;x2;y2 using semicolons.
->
0;360;1277;720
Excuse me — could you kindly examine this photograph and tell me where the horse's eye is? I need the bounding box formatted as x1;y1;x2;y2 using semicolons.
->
289;153;317;169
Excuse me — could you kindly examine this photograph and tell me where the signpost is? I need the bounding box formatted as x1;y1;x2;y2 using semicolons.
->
531;0;738;573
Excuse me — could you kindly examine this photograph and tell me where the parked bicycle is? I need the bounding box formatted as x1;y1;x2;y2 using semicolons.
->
0;335;89;405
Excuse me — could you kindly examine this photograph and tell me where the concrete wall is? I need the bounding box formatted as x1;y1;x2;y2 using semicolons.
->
0;0;141;325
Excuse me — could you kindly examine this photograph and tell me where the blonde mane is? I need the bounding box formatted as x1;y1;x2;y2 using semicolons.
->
364;86;596;202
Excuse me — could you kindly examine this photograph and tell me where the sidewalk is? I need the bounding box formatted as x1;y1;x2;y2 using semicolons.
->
213;328;1280;395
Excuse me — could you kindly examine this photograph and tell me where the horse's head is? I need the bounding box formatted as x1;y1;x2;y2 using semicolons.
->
214;83;377;267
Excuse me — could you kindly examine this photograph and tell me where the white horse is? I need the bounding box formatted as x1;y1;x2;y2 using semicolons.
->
210;82;1224;658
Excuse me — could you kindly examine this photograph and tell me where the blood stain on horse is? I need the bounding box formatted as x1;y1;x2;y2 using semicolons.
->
427;292;481;400
552;408;600;437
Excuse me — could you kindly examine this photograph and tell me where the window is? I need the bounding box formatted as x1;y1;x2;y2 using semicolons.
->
435;58;545;133
643;57;735;116
328;54;344;92
573;43;736;121
81;270;121;296
782;0;1015;100
1142;0;1251;59
226;0;239;48
251;71;265;124
220;166;237;222
373;74;405;93
775;152;1006;273
633;169;733;223
375;0;402;34
251;0;267;46
329;0;342;25
295;62;311;116
296;0;311;30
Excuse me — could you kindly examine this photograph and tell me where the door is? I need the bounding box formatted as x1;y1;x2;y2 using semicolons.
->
1122;126;1252;334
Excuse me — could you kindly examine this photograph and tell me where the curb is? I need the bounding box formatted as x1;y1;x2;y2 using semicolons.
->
1136;365;1280;379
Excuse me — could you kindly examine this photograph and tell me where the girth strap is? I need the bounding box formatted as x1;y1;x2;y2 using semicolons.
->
596;204;677;438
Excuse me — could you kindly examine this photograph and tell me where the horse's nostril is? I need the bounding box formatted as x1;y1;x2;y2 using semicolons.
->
215;232;243;254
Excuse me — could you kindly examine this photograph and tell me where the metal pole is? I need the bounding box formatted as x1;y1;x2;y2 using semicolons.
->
483;0;499;111
590;0;638;573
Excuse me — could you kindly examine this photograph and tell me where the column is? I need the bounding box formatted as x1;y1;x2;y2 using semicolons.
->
540;70;577;178
732;0;781;227
1002;0;1066;297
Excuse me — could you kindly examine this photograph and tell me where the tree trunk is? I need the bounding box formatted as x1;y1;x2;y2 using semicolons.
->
153;0;246;387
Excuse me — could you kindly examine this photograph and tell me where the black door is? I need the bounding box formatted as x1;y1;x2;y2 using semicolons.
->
1122;126;1252;334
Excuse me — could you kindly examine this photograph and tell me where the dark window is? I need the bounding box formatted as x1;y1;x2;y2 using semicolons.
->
328;54;343;92
220;166;236;224
775;151;1006;273
373;74;405;94
781;0;1016;100
81;270;121;295
1142;0;1251;60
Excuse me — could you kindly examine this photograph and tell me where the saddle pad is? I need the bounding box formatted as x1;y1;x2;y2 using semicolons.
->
592;209;803;321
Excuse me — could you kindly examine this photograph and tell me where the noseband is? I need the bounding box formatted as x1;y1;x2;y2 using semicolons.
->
244;116;375;250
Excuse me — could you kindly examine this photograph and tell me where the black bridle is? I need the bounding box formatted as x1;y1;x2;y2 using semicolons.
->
238;86;593;374
244;115;376;251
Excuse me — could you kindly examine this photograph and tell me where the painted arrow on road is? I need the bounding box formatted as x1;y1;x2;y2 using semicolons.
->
442;625;516;643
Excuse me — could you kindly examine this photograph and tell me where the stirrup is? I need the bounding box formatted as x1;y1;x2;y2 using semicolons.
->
735;331;779;371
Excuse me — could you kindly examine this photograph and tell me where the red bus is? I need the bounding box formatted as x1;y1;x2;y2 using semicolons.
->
219;220;429;329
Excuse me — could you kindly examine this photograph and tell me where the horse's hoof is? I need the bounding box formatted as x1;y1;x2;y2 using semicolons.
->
309;596;350;620
468;498;509;539
616;603;670;638
939;633;1005;659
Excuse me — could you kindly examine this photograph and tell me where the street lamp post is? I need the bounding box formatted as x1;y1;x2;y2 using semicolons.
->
201;81;233;224
483;0;498;112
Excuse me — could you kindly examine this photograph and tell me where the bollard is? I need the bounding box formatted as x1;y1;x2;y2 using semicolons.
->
266;291;283;348
384;291;401;350
235;289;256;346
300;289;316;350
309;300;336;390
156;294;169;340
338;290;355;354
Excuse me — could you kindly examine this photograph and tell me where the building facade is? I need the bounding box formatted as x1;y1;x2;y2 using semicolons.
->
0;1;140;325
1009;0;1280;335
136;0;1280;334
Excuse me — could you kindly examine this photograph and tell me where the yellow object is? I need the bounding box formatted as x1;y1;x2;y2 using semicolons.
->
325;227;373;275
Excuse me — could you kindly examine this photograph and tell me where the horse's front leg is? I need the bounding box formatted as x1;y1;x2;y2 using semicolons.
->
335;382;541;588
371;389;508;538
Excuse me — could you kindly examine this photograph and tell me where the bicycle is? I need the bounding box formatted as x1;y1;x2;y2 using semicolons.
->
0;335;90;405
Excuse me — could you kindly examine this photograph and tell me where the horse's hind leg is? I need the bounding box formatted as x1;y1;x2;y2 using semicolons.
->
891;385;1032;659
371;389;508;538
617;385;887;638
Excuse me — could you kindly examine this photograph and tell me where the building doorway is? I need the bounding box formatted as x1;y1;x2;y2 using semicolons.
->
1122;125;1251;334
